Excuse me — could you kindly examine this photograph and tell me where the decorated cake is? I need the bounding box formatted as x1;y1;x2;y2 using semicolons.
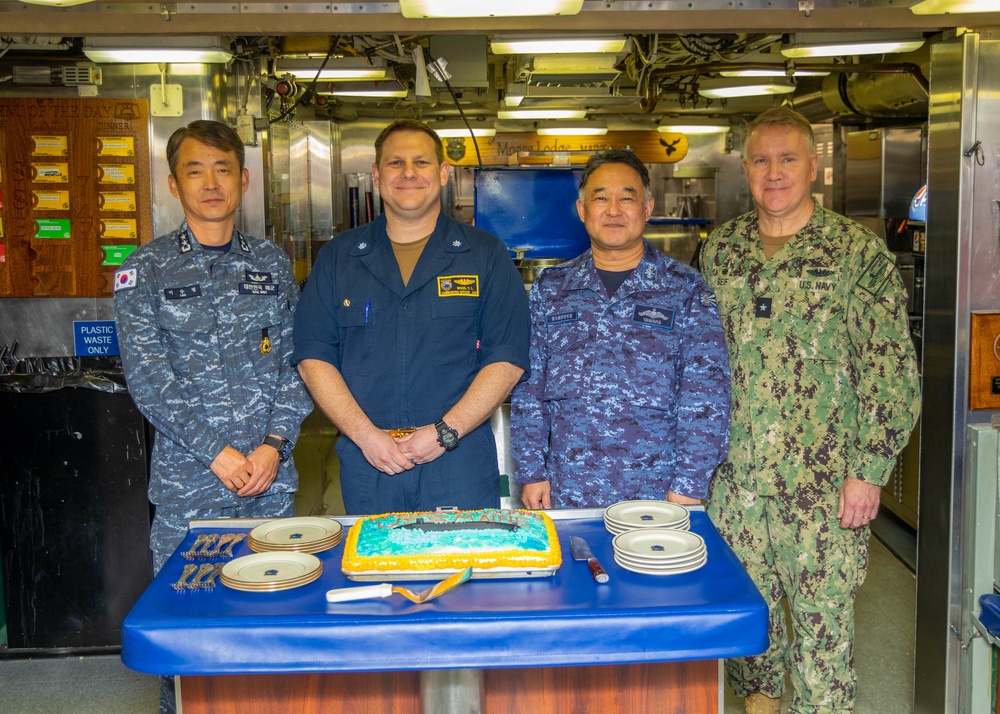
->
342;509;562;578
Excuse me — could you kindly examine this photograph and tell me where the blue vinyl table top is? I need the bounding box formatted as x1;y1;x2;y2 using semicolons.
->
121;509;767;676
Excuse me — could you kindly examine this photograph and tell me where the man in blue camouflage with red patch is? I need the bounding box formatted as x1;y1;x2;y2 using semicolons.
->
511;149;731;510
700;107;921;714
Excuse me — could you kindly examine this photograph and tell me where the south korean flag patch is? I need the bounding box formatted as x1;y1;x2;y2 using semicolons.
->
114;268;137;292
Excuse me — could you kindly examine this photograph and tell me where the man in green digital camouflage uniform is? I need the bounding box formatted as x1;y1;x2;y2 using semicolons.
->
701;107;920;714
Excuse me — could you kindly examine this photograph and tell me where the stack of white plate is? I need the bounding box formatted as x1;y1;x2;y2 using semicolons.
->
611;528;708;576
248;516;342;555
604;500;690;535
220;551;323;592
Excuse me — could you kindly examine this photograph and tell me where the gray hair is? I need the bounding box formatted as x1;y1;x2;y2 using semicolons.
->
743;106;816;157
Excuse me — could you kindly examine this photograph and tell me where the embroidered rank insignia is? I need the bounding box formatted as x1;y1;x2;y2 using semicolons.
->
808;268;835;277
438;275;480;297
857;253;893;299
164;285;202;300
239;282;279;295
245;270;272;283
114;268;137;292
754;296;772;318
546;311;578;324
237;233;251;253
633;304;675;331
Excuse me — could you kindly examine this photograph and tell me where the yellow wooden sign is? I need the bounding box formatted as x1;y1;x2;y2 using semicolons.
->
441;131;689;167
33;189;70;210
32;163;69;183
98;191;137;212
100;219;138;239
96;136;135;157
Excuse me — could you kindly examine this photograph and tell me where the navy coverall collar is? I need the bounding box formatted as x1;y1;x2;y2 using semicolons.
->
348;213;472;298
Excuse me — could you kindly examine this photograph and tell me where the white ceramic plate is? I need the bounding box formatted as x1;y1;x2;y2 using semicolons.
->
614;552;708;576
613;546;706;567
221;551;322;585
604;517;689;535
612;528;705;559
249;517;343;547
604;501;690;529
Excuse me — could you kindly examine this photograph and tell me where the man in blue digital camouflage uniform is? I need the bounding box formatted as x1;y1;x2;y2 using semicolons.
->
510;149;731;510
114;120;313;575
293;119;529;515
701;107;921;714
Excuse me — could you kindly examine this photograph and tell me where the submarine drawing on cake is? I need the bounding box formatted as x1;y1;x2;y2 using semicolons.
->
396;517;520;532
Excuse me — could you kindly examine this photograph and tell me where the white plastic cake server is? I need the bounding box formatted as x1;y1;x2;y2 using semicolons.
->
326;567;473;604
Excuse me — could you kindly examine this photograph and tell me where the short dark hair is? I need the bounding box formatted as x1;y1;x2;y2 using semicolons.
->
167;120;245;176
743;106;816;157
578;149;651;203
374;119;444;166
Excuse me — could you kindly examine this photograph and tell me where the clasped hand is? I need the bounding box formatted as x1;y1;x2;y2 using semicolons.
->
359;425;446;475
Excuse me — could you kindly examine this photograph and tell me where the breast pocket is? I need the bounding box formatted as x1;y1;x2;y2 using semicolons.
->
430;299;479;366
157;302;216;377
541;319;590;402
337;306;372;377
238;296;287;376
780;291;845;362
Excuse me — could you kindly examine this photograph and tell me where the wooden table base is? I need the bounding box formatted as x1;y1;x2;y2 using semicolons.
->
180;659;719;714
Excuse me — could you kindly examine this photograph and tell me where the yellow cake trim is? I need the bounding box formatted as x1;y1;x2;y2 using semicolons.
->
341;509;562;573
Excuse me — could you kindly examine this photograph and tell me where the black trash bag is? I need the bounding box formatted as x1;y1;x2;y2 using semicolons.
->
0;356;128;394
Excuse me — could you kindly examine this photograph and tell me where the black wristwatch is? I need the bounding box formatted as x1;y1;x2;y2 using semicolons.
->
435;420;459;451
262;435;292;462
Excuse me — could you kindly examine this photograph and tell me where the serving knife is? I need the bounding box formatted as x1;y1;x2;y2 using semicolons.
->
570;536;610;583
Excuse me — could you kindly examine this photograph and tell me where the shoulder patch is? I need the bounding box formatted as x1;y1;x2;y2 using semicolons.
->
114;268;137;292
856;253;893;299
700;291;717;308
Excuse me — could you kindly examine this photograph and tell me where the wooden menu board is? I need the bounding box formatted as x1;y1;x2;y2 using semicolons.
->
0;98;151;297
970;311;1000;410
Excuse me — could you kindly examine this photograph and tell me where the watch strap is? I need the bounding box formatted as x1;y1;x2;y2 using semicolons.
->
262;435;292;462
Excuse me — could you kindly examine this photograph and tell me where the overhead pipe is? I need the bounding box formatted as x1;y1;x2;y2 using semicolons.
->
639;61;928;113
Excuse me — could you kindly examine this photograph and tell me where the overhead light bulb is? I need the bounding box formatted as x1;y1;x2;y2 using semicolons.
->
320;79;408;98
536;122;608;136
399;0;583;18
910;0;997;12
658;118;730;135
279;57;388;81
84;37;232;64
434;121;497;138
19;0;95;6
781;34;926;58
719;67;830;78
697;78;796;99
490;36;627;55
498;109;587;120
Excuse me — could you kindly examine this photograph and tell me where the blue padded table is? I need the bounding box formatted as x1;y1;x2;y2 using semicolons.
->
122;508;766;714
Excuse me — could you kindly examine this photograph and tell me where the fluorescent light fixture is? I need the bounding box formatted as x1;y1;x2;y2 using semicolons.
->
83;36;233;64
320;80;407;98
434;121;497;138
697;78;796;99
536;122;608;136
658;118;730;135
490;36;626;55
279;57;387;81
19;0;94;6
910;0;997;13
400;0;583;18
498;109;587;120
781;34;926;58
720;66;830;78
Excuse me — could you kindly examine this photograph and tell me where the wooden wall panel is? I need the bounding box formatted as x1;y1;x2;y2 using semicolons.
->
0;98;151;297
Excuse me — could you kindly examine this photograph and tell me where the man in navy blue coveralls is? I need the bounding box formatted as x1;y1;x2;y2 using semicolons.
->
293;119;529;515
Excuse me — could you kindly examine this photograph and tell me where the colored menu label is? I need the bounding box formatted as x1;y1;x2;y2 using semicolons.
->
32;163;70;183
99;191;136;211
101;244;138;266
97;136;135;157
98;164;136;184
100;218;137;239
34;218;71;239
32;135;68;156
33;190;70;210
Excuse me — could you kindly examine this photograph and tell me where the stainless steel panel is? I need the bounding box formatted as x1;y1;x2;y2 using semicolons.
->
0;298;113;358
915;33;1000;714
845;127;923;218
